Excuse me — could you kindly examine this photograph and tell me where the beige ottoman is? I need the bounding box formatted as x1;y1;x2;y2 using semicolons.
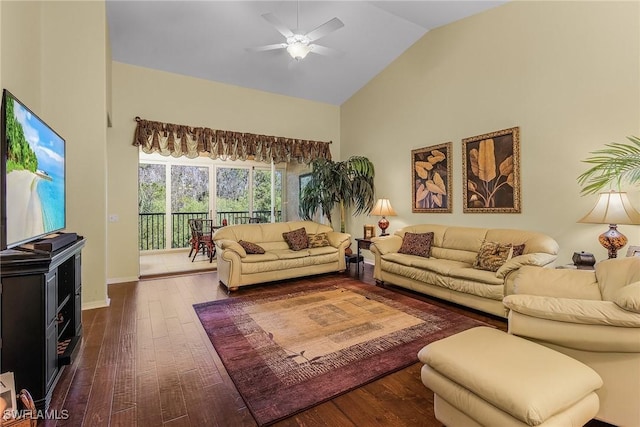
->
418;327;603;427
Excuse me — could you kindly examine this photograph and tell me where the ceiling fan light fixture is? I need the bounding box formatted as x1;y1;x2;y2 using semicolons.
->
286;41;311;60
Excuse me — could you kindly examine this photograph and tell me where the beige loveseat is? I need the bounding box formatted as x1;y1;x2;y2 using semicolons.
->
504;257;640;426
370;224;559;317
213;221;351;291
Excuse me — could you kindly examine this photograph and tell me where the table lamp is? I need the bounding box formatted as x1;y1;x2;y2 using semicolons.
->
370;198;397;236
578;190;640;258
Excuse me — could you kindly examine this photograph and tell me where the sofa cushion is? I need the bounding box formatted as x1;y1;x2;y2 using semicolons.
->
272;249;310;260
383;253;469;276
308;246;338;256
238;240;265;254
473;241;513;272
399;232;434;258
240;252;279;263
449;267;505;286
447;277;505;300
613;281;640;313
503;294;640;327
308;232;331;248
282;227;309;251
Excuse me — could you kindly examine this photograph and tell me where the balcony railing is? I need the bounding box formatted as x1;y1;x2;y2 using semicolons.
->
139;210;283;250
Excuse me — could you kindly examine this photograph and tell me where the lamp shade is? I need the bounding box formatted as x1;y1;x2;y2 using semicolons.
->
370;199;397;217
578;191;640;225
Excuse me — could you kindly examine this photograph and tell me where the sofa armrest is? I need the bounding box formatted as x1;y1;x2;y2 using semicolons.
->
216;239;247;258
504;294;640;328
511;265;601;300
327;231;351;249
370;235;402;256
495;253;557;279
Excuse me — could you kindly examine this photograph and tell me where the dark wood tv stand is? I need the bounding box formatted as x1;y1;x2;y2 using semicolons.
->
0;236;85;410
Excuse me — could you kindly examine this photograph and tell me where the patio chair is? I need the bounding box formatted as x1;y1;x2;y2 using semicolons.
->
188;218;215;262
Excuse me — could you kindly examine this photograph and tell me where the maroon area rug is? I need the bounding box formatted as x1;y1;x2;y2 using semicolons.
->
194;276;488;426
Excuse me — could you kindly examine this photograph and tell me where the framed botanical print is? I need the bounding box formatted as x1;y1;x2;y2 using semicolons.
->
462;127;521;213
412;142;452;213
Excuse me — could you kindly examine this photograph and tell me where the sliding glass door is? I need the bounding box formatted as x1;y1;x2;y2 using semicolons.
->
171;165;210;248
215;166;283;225
139;159;284;250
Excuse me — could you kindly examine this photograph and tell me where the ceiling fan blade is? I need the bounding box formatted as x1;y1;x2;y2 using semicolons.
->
262;13;294;38
309;44;342;57
246;43;286;52
305;17;344;42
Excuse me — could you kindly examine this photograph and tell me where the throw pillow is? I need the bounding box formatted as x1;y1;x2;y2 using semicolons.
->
512;243;526;257
282;227;309;251
238;240;265;254
474;241;513;272
308;232;331;248
398;232;434;258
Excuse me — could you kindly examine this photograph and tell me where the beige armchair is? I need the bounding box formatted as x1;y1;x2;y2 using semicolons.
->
503;257;640;427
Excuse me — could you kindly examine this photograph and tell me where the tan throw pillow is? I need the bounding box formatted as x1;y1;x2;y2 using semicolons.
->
282;227;309;251
308;232;331;248
238;240;265;254
398;232;434;258
613;282;640;313
474;241;513;272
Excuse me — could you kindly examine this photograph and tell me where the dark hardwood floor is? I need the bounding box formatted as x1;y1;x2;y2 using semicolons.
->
41;264;607;426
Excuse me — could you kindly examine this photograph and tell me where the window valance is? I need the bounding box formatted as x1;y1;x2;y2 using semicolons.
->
132;117;332;164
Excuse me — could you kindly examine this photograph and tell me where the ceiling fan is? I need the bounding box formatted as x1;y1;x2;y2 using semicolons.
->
248;3;344;60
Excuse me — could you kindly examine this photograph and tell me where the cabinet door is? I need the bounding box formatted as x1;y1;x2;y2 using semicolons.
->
45;322;58;390
74;253;82;335
45;271;58;326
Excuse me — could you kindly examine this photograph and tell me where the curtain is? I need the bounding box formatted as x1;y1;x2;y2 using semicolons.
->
132;117;332;164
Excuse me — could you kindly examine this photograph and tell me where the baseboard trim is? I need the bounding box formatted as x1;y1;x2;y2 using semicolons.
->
82;297;111;311
107;276;139;284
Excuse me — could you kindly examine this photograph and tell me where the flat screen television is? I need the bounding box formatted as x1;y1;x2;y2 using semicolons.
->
1;89;66;250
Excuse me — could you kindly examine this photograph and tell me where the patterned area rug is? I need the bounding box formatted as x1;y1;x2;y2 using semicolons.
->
194;276;487;426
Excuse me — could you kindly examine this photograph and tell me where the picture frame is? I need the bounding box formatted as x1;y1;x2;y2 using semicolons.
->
626;245;640;257
411;142;452;213
462;127;521;213
363;224;375;239
299;173;312;204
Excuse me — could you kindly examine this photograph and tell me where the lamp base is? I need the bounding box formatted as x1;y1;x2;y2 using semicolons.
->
378;217;390;236
598;224;627;259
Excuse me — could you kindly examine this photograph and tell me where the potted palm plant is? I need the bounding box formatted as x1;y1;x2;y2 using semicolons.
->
577;135;640;194
299;156;375;233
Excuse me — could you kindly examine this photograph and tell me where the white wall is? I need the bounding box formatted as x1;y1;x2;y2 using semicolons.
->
341;1;640;263
107;62;340;281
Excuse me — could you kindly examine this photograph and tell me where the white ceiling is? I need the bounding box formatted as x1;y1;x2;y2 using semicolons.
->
106;1;506;105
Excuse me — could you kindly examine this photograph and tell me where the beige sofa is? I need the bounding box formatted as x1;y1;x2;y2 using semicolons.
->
504;257;640;426
370;224;559;317
213;221;351;291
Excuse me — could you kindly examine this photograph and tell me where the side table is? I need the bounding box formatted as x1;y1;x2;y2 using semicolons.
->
352;238;373;277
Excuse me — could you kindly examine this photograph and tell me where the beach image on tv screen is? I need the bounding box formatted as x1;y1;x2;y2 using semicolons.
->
5;96;65;247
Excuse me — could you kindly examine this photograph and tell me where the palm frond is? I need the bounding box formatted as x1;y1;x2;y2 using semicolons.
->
577;136;640;195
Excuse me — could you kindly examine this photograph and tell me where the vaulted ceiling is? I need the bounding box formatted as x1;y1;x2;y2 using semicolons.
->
107;1;505;105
